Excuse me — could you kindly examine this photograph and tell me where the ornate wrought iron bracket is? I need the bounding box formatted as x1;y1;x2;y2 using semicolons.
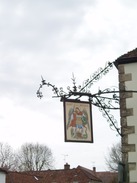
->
36;62;137;137
37;62;113;98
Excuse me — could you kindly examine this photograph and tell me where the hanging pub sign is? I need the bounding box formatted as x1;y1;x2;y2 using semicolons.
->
63;99;93;143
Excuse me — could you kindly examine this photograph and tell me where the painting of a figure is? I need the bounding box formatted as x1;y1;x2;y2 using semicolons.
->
64;100;93;143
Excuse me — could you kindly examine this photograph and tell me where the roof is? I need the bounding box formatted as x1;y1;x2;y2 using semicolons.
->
114;48;137;67
96;171;118;183
78;166;102;182
6;172;43;183
6;166;102;183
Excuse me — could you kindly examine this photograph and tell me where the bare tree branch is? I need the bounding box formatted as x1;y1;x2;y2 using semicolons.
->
105;142;122;172
16;142;54;171
0;142;16;170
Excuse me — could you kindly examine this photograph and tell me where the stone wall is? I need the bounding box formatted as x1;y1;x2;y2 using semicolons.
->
118;63;137;183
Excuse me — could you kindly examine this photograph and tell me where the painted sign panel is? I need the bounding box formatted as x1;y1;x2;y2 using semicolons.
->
63;99;93;143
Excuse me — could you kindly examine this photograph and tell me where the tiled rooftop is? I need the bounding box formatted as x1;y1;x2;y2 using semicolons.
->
114;47;137;67
0;164;118;183
117;48;137;59
96;171;118;183
6;166;102;183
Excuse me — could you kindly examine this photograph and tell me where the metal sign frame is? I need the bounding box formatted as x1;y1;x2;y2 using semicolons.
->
63;99;93;143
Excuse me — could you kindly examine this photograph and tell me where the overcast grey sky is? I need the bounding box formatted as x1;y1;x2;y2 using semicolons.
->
0;0;137;171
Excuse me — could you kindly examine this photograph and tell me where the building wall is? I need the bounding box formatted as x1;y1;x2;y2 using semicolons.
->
0;172;6;183
118;62;137;183
124;63;137;182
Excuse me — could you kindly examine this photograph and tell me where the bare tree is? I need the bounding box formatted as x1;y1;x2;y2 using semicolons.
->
105;142;122;172
0;142;16;170
16;142;54;171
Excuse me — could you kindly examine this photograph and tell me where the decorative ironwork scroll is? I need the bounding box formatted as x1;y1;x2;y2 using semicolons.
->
37;62;113;98
79;62;113;93
36;61;137;137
